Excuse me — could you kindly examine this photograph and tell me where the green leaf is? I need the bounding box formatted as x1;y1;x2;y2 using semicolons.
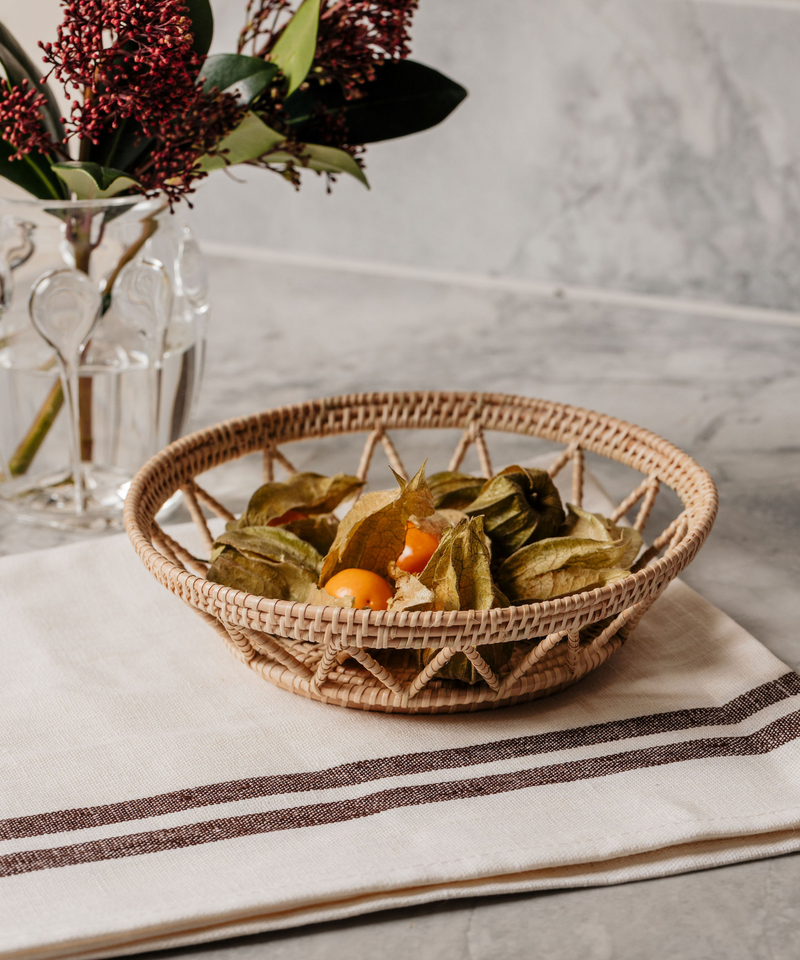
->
52;161;138;199
200;54;279;103
320;463;434;584
0;138;61;200
418;517;511;683
91;118;153;172
184;0;214;56
0;26;64;142
269;0;321;95
194;111;285;172
464;466;565;557
0;30;65;199
195;111;368;186
278;141;369;187
285;60;468;144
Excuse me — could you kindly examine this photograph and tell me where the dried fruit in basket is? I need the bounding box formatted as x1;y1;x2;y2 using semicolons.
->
463;466;565;557
385;516;512;683
237;472;364;527
496;506;643;603
319;463;435;585
206;527;323;601
324;569;394;611
396;523;440;574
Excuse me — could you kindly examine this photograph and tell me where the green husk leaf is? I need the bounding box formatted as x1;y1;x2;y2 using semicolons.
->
502;565;629;603
213;526;322;569
464;466;565;557
207;526;322;601
200;54;279;103
268;0;321;95
561;504;643;569
241;471;363;527
496;535;636;604
417;517;511;682
320;463;435;584
52;162;138;199
418;517;505;612
427;471;486;511
282;513;339;555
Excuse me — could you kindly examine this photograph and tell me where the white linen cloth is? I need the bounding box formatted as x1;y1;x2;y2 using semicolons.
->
1;479;799;960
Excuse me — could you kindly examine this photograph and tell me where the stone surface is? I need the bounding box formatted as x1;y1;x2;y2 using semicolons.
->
1;253;799;957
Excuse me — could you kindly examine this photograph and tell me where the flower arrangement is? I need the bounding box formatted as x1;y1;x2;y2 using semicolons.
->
0;1;465;503
0;0;466;204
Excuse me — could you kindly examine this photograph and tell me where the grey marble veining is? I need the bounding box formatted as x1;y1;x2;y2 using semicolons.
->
187;0;800;311
1;253;799;956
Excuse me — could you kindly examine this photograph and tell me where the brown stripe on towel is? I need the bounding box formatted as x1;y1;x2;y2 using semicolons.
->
2;707;800;878
1;672;798;843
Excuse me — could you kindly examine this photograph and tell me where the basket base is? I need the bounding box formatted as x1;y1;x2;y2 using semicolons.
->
204;616;633;714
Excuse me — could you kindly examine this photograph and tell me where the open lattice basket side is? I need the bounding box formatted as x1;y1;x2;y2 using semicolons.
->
124;391;718;714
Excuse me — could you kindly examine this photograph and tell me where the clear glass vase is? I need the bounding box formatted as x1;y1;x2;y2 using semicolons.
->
0;196;209;530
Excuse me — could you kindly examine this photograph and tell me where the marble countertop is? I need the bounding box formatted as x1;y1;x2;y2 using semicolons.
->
3;253;799;958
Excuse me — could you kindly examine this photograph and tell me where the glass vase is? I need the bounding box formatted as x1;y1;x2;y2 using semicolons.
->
0;196;209;530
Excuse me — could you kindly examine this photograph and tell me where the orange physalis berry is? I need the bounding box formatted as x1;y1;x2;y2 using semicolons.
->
396;523;439;575
324;569;394;611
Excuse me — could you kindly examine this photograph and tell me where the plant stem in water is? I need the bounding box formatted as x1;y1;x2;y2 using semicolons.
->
6;380;64;477
6;205;165;476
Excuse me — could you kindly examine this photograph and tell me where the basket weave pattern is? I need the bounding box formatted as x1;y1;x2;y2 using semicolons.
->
124;392;718;714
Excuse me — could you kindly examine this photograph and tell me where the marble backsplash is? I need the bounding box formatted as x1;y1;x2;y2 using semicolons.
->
4;0;800;311
187;0;800;312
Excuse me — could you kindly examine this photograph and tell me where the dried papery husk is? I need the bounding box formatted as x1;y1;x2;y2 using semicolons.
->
464;466;565;557
306;585;354;608
319;464;435;584
427;471;487;510
496;530;642;604
281;514;340;555
377;517;511;683
241;472;364;527
560;503;642;569
386;571;435;612
207;526;323;601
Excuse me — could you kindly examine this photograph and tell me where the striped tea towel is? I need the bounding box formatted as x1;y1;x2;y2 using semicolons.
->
1;479;799;960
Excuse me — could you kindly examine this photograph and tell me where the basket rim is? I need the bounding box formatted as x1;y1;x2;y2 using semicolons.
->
124;390;718;633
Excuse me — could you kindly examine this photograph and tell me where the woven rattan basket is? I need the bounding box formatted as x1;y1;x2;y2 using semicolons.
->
125;391;717;714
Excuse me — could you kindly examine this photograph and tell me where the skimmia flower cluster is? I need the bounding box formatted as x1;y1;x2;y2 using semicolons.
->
0;79;54;160
0;0;465;204
37;0;245;203
240;0;418;95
